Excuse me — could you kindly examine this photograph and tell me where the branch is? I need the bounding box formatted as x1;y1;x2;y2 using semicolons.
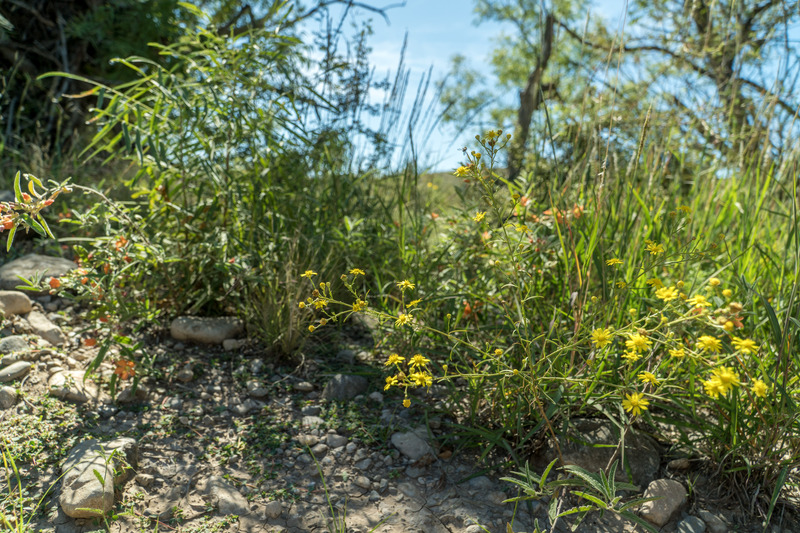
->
554;17;798;116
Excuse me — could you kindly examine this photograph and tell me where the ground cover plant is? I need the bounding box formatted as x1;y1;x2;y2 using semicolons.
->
2;0;800;530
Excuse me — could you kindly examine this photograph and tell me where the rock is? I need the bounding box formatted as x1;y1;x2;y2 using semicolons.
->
678;515;706;533
48;371;100;403
368;391;384;403
698;510;728;533
222;338;246;351
134;473;154;487
203;475;250;516
26;311;66;346
326;434;348;448
170;316;243;344
301;405;321;416
548;418;660;488
297;434;319;447
246;380;269;399
294;381;314;392
310;443;328;457
321;374;368;401
639;479;687;527
353;475;371;490
0;386;17;409
175;365;194;383
264;500;282;519
391;427;434;461
301;416;325;429
0;335;30;356
0;361;32;382
0;291;32;315
668;458;691;471
116;384;148;403
336;349;356;365
0;254;75;292
59;438;138;518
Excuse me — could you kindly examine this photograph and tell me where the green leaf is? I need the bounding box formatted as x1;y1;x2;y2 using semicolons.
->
765;466;788;526
13;171;21;202
561;464;607;496
86;340;111;377
570;490;608;509
92;468;106;488
617;510;662;533
6;225;16;252
36;215;55;239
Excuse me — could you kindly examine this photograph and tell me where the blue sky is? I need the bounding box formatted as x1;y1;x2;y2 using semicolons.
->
320;1;629;171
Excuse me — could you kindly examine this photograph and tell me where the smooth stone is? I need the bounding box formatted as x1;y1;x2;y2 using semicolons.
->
59;438;138;518
0;290;32;315
264;500;282;519
48;371;100;403
321;374;368;401
135;473;154;487
175;365;194;382
640;479;687;527
0;254;76;292
698;510;728;533
301;405;321;416
202;475;250;516
678;515;706;533
0;335;30;356
294;381;314;392
116;385;148;403
0;386;17;409
301;416;325;429
26;310;66;346
222;338;246;351
0;361;32;382
170;316;243;344
297;434;319;447
326;434;348;448
390;428;434;461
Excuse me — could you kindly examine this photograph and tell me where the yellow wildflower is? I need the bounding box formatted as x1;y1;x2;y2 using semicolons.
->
656;286;679;301
397;280;415;291
409;354;431;369
407;299;421;308
709;277;721;287
732;337;758;355
384;375;399;391
697;335;722;353
591;328;613;348
395;313;412;327
668;347;685;358
473;211;486;222
646;278;663;289
313;299;328;309
606;258;623;267
703;377;725;399
625;333;652;353
410;372;433;387
646;242;665;255
352;299;367;312
298;302;306;309
616;281;627;289
403;398;411;408
638;371;659;386
453;165;471;177
621;351;642;362
494;348;503;356
622;392;649;416
723;321;734;332
722;289;732;298
349;268;365;276
385;353;405;367
301;270;317;279
308;325;315;333
679;205;691;213
751;379;769;399
687;294;712;308
676;280;685;289
710;366;740;393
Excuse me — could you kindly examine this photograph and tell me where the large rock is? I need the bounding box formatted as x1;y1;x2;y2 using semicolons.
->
0;290;32;315
0;361;32;382
321;374;368;401
26;310;66;346
0;335;30;356
202;475;250;516
0;386;17;409
170;316;243;344
545;418;660;488
49;371;100;403
391;427;434;461
59;438;138;518
0;254;75;291
640;478;687;527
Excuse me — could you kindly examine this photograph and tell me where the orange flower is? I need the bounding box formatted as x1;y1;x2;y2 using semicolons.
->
103;263;111;274
99;316;109;323
81;277;89;285
83;338;97;347
44;199;54;206
114;236;129;251
1;218;13;230
21;193;31;202
114;359;135;380
48;277;61;289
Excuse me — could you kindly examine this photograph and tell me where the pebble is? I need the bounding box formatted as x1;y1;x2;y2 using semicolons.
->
170;316;244;344
0;290;33;315
0;386;17;409
294;381;314;392
640;479;687;527
0;361;32;382
301;415;325;429
311;443;328;457
26;311;66;346
175;365;194;382
698;510;728;533
0;335;30;356
297;435;318;447
326;434;348;448
678;515;706;533
264;500;282;519
391;428;434;461
353;475;372;490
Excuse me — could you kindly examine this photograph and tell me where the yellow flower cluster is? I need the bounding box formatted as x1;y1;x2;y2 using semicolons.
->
384;352;434;408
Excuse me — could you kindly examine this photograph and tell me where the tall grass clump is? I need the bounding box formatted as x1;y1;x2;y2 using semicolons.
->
302;127;799;520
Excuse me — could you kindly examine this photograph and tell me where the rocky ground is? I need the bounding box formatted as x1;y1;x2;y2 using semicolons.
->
0;254;797;533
